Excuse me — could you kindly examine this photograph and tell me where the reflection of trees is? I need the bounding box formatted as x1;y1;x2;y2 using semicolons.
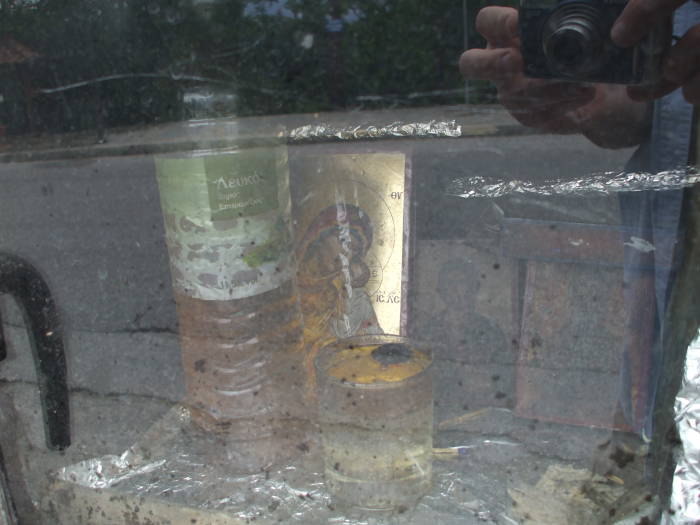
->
344;0;466;107
1;0;188;132
1;0;480;134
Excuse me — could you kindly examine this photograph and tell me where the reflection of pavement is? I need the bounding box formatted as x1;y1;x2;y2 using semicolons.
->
416;252;513;417
0;107;634;522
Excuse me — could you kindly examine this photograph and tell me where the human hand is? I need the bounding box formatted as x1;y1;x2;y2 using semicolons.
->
459;6;597;134
459;6;651;147
612;0;700;104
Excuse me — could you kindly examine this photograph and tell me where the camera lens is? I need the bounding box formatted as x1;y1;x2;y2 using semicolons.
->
542;3;604;78
549;29;587;67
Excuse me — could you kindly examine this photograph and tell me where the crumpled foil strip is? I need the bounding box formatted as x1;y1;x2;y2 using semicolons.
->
63;452;166;490
662;330;700;524
289;120;462;142
447;169;700;198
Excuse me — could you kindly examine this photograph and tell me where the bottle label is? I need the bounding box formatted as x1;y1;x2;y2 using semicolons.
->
204;153;279;221
156;146;294;301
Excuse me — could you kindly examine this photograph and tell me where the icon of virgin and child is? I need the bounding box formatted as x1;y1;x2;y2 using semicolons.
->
296;203;383;389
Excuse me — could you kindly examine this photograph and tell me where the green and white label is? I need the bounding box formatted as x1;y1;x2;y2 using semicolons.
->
155;145;294;301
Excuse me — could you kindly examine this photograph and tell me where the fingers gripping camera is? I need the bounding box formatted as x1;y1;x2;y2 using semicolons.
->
519;0;672;84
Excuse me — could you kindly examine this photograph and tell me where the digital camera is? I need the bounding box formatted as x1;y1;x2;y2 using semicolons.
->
519;0;671;84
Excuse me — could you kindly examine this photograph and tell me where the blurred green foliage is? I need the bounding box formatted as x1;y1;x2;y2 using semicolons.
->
0;0;498;134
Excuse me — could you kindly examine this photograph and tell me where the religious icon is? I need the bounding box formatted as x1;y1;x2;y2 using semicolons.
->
298;203;382;346
290;151;411;392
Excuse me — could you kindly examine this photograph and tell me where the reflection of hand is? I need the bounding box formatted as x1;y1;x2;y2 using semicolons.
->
459;7;651;148
611;0;700;104
460;7;595;134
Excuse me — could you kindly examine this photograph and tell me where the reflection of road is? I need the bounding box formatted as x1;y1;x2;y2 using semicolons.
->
0;116;631;402
0;109;638;525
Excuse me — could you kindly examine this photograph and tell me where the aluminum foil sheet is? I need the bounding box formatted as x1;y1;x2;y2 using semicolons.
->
447;168;700;199
662;329;700;524
289;120;462;142
53;405;527;525
55;401;671;524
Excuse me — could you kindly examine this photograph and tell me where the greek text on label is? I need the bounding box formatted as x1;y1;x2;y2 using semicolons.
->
212;173;264;191
217;198;264;211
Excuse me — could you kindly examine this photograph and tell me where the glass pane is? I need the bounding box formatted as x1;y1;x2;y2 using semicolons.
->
0;1;698;524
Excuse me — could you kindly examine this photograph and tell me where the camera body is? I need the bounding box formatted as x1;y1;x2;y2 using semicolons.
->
519;0;671;84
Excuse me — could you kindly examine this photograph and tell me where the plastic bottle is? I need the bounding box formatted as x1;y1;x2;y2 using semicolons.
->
155;121;308;472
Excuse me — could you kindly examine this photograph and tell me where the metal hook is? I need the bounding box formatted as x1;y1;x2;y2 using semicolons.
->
0;252;70;451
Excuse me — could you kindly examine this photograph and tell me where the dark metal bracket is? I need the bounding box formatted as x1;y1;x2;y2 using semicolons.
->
0;252;70;450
